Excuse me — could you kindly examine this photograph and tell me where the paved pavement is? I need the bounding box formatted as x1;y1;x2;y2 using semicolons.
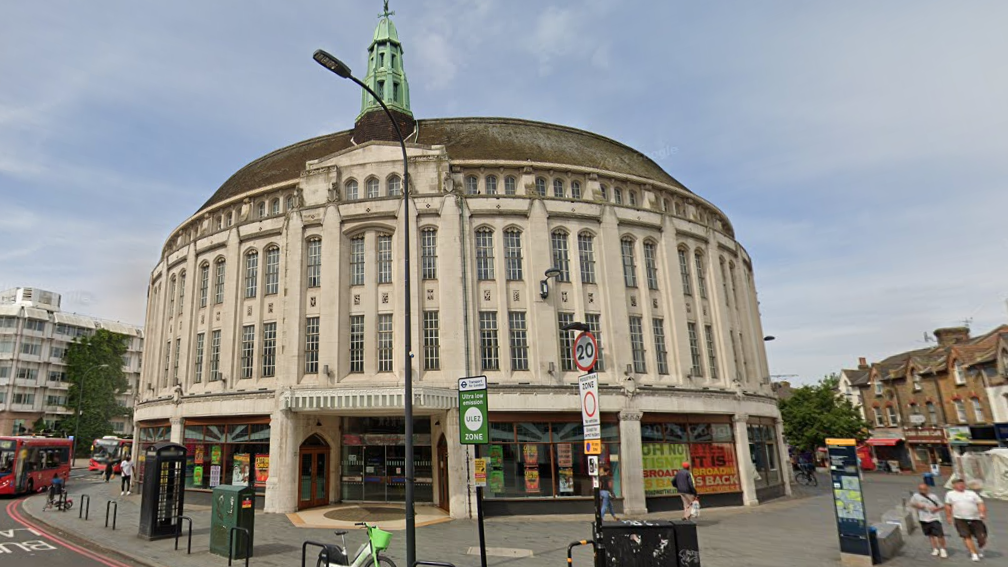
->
19;471;1007;567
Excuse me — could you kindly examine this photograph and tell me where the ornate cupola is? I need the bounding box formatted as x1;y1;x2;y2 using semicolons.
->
353;1;416;143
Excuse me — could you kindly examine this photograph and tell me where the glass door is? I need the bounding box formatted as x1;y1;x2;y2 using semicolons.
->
363;445;386;501
299;452;313;505
315;452;328;504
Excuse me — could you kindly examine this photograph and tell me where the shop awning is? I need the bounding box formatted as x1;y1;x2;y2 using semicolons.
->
866;438;903;446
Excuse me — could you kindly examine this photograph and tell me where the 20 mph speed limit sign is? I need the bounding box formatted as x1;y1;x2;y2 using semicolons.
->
573;331;598;372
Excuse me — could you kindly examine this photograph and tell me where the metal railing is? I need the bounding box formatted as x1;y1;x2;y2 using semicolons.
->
174;515;193;554
228;526;251;567
105;500;118;530
79;494;90;520
301;540;328;567
567;539;601;567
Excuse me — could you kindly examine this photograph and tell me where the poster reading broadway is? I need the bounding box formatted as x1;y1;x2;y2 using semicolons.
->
691;443;741;494
642;443;689;496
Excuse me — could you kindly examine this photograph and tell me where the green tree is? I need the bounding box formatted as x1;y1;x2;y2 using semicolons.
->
60;329;131;456
779;375;870;451
31;416;48;435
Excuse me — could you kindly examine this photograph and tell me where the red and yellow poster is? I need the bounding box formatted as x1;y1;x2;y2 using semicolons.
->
194;445;205;463
690;443;741;494
523;444;539;465
524;467;540;493
641;443;689;496
255;455;270;484
557;443;573;468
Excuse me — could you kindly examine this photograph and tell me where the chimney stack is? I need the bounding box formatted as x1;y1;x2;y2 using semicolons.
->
934;327;970;347
858;357;868;370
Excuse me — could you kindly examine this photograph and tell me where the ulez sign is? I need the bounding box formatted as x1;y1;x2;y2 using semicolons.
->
459;376;488;445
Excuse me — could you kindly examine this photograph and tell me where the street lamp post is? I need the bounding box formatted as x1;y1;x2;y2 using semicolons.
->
72;363;109;466
313;49;417;566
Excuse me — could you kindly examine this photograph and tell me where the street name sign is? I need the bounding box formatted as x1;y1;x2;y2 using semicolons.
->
459;376;488;445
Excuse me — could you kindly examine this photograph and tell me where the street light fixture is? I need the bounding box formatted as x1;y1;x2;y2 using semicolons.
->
313;47;418;566
539;267;563;299
763;336;776;342
72;363;109;465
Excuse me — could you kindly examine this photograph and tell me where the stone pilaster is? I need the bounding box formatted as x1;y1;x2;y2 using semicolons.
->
775;418;792;496
733;413;758;506
618;409;647;516
264;404;298;513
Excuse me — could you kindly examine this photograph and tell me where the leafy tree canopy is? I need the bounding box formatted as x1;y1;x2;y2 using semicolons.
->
779;374;870;451
59;329;131;455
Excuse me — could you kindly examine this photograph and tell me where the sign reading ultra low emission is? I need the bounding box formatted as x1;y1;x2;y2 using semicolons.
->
579;373;601;455
459;376;489;445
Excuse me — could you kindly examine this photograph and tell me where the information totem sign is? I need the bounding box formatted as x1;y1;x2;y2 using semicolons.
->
459;376;489;445
827;438;871;567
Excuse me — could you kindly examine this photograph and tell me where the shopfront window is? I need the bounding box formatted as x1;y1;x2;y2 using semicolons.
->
183;421;270;493
747;422;782;488
135;424;171;483
485;418;620;500
641;419;738;498
341;417;433;503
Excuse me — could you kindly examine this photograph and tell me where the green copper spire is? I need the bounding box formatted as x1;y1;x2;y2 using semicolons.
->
358;1;412;120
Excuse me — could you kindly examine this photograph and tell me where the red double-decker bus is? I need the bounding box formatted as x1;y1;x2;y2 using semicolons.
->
0;436;72;496
89;436;133;473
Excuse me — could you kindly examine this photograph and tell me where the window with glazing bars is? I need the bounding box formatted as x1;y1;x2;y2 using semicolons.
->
173;338;181;383
551;231;570;282
194;332;204;383
168;278;176;316
695;252;708;299
629;316;646;373
485;175;498;195
508;311;529;371
245;251;258;298
377;234;393;284
558;312;575;371
306;238;322;288
678;249;692;296
687;322;703;376
163;341;170;386
475;229;494;280
720;258;730;307
479;311;499;371
350;236;365;285
178;273;185;315
504;229;523;280
553;179;565;198
345;179;358;200
644;242;659;290
621;238;637;287
241;325;255;379
586;314;604;371
265;247;280;295
271;199;280;215
729;263;739;306
377;314;394;372
578;233;596;284
504;176;517;195
535;177;546;197
349;315;365;373
730;332;740;380
387;175;401;197
421;228;437;279
214;259;226;304
305;316;319;374
423;311;440;370
366;178;379;198
262;322;276;377
210;330;221;381
465;176;478;195
652;318;668;375
704;325;719;379
571;181;582;199
614;188;623;204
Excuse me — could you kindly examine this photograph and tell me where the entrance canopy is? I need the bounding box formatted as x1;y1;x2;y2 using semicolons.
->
282;387;457;413
866;438;902;447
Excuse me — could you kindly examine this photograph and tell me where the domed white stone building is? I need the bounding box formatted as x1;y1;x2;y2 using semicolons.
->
135;13;787;517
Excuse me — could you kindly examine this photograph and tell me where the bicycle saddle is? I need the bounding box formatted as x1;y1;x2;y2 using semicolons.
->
333;530;347;536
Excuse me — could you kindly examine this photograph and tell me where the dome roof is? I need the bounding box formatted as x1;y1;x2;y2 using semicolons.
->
372;17;400;45
198;117;686;213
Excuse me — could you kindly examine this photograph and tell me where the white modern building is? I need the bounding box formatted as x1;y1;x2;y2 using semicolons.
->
135;13;787;517
0;287;142;437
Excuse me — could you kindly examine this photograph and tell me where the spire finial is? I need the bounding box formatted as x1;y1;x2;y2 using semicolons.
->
381;0;394;19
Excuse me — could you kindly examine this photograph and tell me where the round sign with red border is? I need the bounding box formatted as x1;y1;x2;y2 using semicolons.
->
573;331;598;372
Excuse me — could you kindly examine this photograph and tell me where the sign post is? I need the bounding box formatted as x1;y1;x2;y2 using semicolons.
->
827;438;872;567
578;368;604;567
459;376;489;567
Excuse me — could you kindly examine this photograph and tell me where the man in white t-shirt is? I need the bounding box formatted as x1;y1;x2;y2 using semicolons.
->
119;455;134;496
910;483;947;558
945;478;987;562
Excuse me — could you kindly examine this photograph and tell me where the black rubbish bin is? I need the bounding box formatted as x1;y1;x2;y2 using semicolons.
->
868;526;881;565
598;520;700;566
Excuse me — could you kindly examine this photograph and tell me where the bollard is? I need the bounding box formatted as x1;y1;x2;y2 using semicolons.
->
174;515;193;555
105;500;117;530
567;539;601;567
228;526;251;567
79;494;90;520
302;541;328;567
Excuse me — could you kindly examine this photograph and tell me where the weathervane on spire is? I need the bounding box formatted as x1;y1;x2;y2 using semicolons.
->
381;0;394;19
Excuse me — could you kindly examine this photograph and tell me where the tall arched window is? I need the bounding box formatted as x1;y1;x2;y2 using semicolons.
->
550;230;570;282
177;271;186;315
599;185;608;201
643;241;659;290
245;250;259;298
553;179;565;198
475;228;494;280
257;202;266;218
504;228;523;280
621;238;637;288
345;179;359;200
926;402;938;426
504;176;517;196
720;256;730;307
265;246;280;295
694;251;708;299
271;198;280;216
214;258;226;304
678;247;692;296
421;228;438;279
571;180;582;199
614;187;623;205
629;190;638;206
535;177;546;197
485;175;498;195
306;238;322;288
366;177;380;198
199;262;210;307
387;175;401;197
578;232;595;284
465;175;479;195
168;276;176;317
377;234;393;284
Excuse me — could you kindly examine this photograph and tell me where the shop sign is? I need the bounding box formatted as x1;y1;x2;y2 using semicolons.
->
641;443;689;496
691;443;741;494
946;426;972;445
905;428;947;444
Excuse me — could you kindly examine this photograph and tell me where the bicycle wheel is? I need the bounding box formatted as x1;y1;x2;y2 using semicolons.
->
795;472;809;486
377;554;397;567
809;472;818;487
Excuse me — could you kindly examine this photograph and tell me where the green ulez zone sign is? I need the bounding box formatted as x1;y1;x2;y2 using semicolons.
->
459;376;488;445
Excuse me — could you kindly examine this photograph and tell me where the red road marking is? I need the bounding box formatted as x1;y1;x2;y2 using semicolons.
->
6;499;133;567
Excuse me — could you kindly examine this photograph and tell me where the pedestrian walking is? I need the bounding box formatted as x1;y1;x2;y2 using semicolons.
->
599;479;618;521
119;455;134;495
909;482;947;558
674;462;698;521
945;478;988;562
104;461;114;483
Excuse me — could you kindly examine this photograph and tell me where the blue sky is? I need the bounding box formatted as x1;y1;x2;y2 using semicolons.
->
2;1;1007;382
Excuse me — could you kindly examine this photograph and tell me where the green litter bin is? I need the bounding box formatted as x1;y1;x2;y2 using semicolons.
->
210;484;256;559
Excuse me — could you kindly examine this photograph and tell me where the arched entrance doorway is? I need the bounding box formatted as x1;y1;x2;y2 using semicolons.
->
298;434;330;510
437;435;450;513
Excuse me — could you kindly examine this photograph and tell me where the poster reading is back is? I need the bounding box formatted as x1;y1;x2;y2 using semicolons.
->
691;443;741;494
